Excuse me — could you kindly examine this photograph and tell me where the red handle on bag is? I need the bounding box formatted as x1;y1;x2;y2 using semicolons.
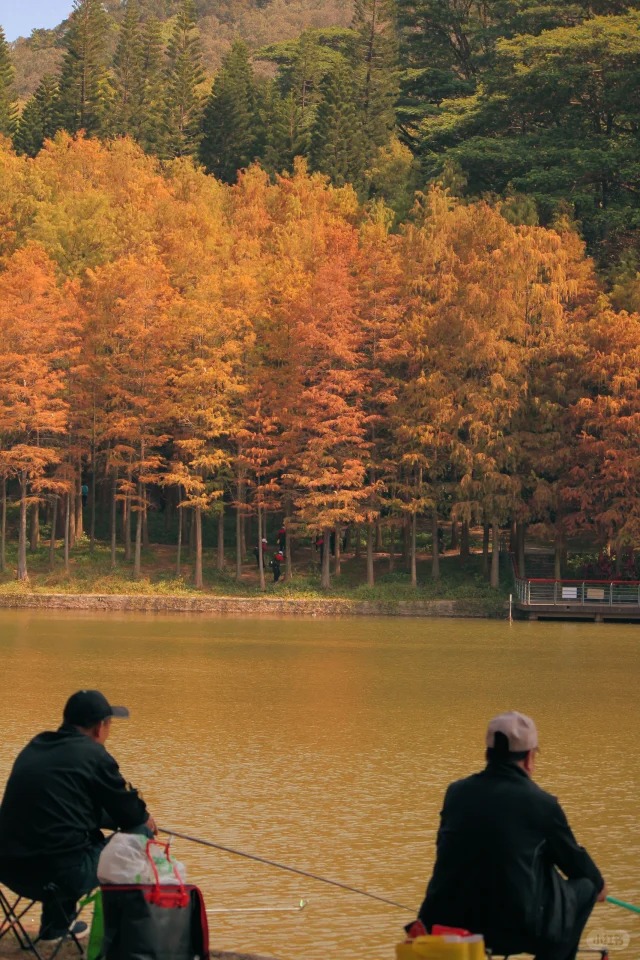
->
144;839;189;908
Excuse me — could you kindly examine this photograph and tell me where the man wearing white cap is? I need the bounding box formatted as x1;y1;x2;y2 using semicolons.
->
410;711;606;960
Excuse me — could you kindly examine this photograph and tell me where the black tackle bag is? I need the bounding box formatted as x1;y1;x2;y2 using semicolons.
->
100;881;209;960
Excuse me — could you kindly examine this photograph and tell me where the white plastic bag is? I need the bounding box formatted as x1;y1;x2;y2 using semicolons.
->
97;833;186;885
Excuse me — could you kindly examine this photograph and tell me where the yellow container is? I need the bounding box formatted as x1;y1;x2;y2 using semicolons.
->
397;946;419;960
395;934;485;960
412;936;469;960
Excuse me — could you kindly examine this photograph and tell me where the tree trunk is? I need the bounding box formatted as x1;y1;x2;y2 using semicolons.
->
142;501;150;549
285;522;292;581
187;508;195;559
17;473;28;581
74;470;84;540
334;523;341;576
344;526;352;553
615;540;623;575
217;506;225;571
0;476;6;573
490;522;500;589
257;500;266;591
69;486;76;549
388;521;395;572
321;525;331;589
554;532;563;580
482;522;490;578
176;494;183;578
235;478;243;580
402;515;410;565
194;504;203;589
366;521;375;586
133;482;143;578
49;497;58;570
30;502;39;552
460;520;470;560
63;492;70;574
240;488;247;560
431;511;440;580
124;489;132;561
354;524;361;559
110;471;118;569
90;444;96;554
410;513;417;588
450;520;458;551
375;521;383;551
516;521;526;576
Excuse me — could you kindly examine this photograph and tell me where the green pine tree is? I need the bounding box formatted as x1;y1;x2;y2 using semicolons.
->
112;0;145;137
13;75;59;156
164;0;205;158
55;0;113;136
0;27;17;136
311;63;367;187
262;29;351;158
138;18;168;155
199;39;262;182
351;0;398;159
261;86;303;176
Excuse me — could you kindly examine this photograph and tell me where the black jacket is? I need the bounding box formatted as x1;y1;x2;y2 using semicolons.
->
418;762;603;953
0;724;148;862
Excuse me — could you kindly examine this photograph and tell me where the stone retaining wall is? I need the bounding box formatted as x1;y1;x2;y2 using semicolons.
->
0;593;501;618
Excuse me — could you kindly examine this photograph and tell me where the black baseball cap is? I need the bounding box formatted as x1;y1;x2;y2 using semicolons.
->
63;690;130;726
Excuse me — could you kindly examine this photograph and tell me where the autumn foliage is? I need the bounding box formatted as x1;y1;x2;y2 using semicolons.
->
0;134;637;587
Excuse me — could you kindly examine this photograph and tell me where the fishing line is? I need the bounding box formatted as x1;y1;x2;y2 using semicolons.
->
159;826;414;912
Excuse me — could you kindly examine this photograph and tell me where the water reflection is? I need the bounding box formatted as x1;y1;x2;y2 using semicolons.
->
0;612;638;960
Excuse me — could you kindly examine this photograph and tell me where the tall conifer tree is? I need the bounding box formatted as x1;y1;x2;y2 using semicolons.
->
351;0;398;158
164;0;205;158
55;0;112;136
0;28;17;136
14;76;59;156
200;39;261;182
130;18;168;155
311;64;366;187
112;0;145;138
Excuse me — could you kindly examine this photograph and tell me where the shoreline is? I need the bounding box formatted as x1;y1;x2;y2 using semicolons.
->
0;592;503;618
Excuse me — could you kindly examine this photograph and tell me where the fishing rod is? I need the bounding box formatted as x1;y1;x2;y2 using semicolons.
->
606;896;640;915
206;899;307;914
159;826;413;912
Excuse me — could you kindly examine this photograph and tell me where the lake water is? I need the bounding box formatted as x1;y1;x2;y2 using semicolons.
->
0;611;638;960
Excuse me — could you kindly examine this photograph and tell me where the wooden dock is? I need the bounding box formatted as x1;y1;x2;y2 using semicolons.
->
513;570;640;621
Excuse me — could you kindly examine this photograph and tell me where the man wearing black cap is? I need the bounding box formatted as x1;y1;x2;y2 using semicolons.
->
0;690;155;943
409;711;606;960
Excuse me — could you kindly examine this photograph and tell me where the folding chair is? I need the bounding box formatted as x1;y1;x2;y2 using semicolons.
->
0;882;88;959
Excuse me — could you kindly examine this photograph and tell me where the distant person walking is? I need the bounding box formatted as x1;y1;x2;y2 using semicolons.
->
253;538;268;567
271;549;284;583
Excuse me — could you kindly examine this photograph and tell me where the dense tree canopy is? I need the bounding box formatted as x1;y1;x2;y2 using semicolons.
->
0;135;638;588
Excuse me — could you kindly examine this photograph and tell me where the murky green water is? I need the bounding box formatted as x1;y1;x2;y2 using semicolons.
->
0;612;638;960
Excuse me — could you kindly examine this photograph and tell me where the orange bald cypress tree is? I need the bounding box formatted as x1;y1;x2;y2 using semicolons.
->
0;244;78;580
81;255;177;578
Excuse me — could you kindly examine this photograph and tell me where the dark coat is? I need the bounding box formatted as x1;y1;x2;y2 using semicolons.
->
418;762;603;954
0;724;148;863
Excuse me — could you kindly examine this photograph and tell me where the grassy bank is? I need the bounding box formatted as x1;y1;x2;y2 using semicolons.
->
0;538;508;615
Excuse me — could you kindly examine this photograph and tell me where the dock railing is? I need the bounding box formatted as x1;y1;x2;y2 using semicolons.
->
512;560;640;608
